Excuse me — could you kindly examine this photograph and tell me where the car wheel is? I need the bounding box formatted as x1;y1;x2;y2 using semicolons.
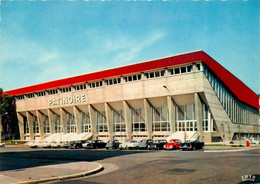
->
192;146;196;151
106;147;109;150
173;146;176;150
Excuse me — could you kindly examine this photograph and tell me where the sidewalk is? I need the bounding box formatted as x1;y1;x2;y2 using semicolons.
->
204;145;260;152
0;161;103;184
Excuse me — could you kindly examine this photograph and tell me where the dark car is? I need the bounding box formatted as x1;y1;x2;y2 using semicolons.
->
180;140;204;151
148;139;167;150
86;140;107;149
105;140;121;150
138;139;153;149
69;141;84;149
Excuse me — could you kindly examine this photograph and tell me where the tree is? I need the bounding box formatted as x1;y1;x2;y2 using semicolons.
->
0;88;19;140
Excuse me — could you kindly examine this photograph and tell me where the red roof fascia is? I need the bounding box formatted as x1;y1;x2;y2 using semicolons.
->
3;51;259;109
3;51;202;96
201;52;259;110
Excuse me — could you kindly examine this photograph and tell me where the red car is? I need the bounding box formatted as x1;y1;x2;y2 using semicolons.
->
164;139;181;150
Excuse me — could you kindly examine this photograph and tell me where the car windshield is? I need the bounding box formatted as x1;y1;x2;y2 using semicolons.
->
90;140;96;143
130;140;137;143
169;140;176;143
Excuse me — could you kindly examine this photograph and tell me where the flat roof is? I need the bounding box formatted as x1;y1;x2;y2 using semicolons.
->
2;51;259;109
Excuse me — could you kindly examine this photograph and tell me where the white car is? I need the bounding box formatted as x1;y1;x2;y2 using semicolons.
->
42;141;51;148
119;140;130;150
51;141;63;148
0;142;5;147
249;138;260;144
230;137;250;146
127;140;139;149
119;140;139;150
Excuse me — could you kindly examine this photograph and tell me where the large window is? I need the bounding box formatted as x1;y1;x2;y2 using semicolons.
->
113;110;126;132
131;108;146;132
33;118;39;134
152;106;170;132
81;112;91;133
202;104;209;132
43;116;50;134
96;111;107;132
55;115;62;133
176;104;197;131
67;113;76;133
23;116;29;134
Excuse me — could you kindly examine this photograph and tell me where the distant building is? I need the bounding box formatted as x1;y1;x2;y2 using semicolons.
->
3;51;260;143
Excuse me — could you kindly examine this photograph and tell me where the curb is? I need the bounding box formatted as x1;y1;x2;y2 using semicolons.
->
16;163;104;184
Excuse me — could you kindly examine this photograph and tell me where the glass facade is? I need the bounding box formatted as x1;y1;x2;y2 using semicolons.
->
131;108;146;132
67;113;76;133
43;115;50;134
55;115;62;133
81;112;91;133
204;64;259;125
176;104;198;132
113;110;126;132
96;111;107;132
33;118;39;134
152;106;170;132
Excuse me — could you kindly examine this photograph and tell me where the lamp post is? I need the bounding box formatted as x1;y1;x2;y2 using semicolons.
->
0;112;8;143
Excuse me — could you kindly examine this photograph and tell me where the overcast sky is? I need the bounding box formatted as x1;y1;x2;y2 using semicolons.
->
0;0;259;94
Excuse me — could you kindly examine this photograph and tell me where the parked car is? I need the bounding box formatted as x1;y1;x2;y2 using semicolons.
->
138;139;153;150
69;141;84;149
230;137;250;146
126;140;139;150
0;142;5;147
148;140;167;150
82;140;91;148
119;140;131;150
61;141;70;149
51;141;63;148
85;140;106;149
164;139;182;150
29;141;38;148
180;140;204;150
249;138;260;144
105;140;121;149
42;141;52;148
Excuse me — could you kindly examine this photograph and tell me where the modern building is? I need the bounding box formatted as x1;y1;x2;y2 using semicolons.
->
3;51;260;143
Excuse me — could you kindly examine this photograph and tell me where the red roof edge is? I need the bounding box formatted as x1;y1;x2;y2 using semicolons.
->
201;52;259;110
3;51;259;110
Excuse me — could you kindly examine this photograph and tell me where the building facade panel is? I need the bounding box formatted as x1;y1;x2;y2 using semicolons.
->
3;51;259;143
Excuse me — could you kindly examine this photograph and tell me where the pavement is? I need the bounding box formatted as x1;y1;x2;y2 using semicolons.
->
0;161;104;184
0;144;259;184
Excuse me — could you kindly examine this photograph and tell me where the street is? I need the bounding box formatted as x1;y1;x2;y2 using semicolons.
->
0;147;259;184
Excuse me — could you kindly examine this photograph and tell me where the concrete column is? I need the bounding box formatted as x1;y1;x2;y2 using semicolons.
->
105;103;114;140
144;99;152;139
167;96;176;134
88;104;97;139
194;93;203;141
74;106;82;134
47;109;56;134
36;110;45;139
26;111;34;140
17;112;25;140
60;108;68;133
123;100;132;139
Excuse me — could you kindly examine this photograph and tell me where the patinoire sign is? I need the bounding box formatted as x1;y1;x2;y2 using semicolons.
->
48;94;86;106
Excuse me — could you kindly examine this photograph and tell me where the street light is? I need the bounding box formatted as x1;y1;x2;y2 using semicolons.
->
0;112;8;144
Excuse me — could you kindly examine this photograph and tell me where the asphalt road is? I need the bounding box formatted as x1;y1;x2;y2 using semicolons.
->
0;147;259;184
